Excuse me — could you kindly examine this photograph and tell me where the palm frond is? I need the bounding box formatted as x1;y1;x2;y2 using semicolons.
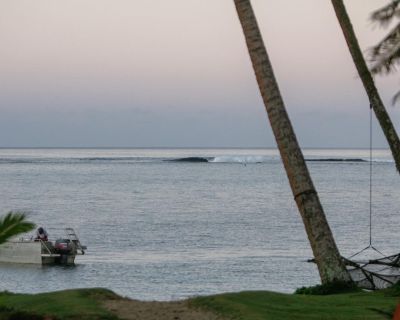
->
0;211;35;245
370;22;400;74
370;2;400;104
392;89;400;105
371;0;400;27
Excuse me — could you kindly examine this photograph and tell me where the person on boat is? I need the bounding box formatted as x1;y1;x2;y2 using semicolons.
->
36;227;48;241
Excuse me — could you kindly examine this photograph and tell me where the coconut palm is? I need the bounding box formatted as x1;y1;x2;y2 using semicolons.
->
0;212;35;245
233;0;351;284
331;0;400;174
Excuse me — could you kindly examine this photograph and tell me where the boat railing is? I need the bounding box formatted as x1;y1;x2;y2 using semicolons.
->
39;239;53;255
64;228;86;255
16;227;86;256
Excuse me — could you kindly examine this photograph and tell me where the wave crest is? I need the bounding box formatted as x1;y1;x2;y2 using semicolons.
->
210;156;268;163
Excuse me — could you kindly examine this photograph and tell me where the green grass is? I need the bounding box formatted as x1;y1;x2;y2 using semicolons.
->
191;289;399;320
0;286;399;319
0;288;118;320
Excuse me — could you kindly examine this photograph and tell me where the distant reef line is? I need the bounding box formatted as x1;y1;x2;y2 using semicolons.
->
166;157;368;163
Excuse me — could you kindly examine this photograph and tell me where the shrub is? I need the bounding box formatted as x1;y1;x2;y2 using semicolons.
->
295;281;359;295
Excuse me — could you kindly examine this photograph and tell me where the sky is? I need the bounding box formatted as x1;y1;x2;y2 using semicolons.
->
0;0;399;148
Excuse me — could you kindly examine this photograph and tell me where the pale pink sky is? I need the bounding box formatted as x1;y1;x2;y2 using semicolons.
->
0;0;398;147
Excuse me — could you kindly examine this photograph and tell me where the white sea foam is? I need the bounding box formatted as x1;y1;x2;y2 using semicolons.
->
210;155;270;163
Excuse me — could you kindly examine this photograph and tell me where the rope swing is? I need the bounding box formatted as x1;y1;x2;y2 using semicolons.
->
344;107;400;290
348;107;384;259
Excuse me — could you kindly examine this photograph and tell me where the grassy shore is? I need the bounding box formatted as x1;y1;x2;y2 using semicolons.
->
0;286;399;319
0;288;118;320
192;289;398;319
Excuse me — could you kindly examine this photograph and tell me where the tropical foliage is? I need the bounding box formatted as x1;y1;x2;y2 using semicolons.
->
370;0;400;102
370;1;400;74
0;212;35;245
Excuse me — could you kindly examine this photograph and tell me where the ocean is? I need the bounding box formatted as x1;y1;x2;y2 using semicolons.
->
0;148;398;300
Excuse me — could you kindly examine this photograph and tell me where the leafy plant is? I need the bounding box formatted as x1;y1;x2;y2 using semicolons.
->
370;0;400;103
295;281;359;295
0;212;35;245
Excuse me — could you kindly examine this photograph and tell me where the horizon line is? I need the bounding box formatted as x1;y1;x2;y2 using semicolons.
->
0;146;390;150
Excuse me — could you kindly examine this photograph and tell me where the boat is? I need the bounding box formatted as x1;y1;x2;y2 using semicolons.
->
0;228;86;265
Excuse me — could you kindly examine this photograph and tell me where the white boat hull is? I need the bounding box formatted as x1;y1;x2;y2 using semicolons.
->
0;241;61;265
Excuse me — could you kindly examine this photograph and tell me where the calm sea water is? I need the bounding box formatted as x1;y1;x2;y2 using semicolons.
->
0;148;398;300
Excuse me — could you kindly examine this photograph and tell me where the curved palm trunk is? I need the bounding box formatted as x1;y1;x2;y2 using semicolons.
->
331;0;400;174
234;0;351;283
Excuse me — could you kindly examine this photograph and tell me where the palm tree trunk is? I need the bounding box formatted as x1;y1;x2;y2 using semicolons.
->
331;0;400;174
233;0;351;284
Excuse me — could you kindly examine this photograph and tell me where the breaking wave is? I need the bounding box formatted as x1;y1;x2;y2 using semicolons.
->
210;156;269;163
168;156;270;163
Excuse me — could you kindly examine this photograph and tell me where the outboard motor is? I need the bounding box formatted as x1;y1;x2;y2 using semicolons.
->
54;239;74;265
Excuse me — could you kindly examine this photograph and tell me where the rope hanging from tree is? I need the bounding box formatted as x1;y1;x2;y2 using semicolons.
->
343;107;400;290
